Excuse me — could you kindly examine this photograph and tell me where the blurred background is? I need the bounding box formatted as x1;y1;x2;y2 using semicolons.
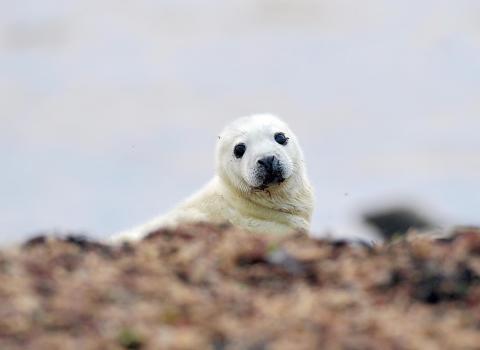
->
1;0;479;244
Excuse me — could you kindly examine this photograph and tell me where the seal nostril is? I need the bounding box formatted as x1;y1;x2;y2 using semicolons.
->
258;156;275;168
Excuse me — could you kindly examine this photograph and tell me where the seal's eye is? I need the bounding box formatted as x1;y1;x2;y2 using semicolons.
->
234;143;246;158
274;132;289;145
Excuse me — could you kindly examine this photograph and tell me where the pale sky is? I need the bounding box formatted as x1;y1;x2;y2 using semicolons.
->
1;0;479;243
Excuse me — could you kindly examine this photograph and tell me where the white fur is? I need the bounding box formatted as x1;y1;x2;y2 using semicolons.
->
110;114;314;242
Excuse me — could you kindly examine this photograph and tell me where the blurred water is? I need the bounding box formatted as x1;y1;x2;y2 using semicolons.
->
1;0;479;243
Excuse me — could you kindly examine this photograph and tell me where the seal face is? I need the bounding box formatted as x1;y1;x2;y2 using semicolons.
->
217;114;301;192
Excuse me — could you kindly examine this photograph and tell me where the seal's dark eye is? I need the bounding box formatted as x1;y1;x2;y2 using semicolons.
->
234;143;246;158
274;132;289;145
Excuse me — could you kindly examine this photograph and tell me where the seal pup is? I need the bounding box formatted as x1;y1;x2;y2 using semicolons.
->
111;114;314;241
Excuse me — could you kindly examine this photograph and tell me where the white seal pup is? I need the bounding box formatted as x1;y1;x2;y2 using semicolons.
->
111;114;314;241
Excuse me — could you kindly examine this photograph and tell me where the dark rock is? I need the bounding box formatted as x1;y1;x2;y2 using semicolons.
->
364;207;433;240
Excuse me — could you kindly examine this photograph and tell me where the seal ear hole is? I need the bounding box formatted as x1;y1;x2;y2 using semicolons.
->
234;143;246;159
274;132;289;145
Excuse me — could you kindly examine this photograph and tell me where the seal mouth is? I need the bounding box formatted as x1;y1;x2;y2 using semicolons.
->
255;176;285;191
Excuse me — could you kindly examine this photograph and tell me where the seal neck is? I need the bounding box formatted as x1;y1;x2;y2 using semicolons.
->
216;174;313;223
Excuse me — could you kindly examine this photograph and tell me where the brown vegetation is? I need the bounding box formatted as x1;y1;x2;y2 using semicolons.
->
1;225;480;349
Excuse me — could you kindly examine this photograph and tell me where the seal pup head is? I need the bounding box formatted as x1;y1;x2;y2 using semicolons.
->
216;114;308;195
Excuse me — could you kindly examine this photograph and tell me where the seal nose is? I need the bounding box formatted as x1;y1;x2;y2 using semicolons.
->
257;156;276;173
257;156;284;186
